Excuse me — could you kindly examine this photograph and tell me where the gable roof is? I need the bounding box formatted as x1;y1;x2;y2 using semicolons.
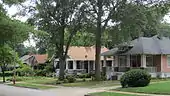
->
20;54;48;64
101;36;170;56
67;46;109;60
32;54;48;64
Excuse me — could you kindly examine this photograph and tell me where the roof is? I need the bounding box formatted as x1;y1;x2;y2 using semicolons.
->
20;55;31;63
100;48;118;56
101;36;170;56
32;54;48;64
67;46;109;60
126;36;170;55
20;54;48;64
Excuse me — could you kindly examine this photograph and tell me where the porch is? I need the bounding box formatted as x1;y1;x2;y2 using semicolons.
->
54;59;114;75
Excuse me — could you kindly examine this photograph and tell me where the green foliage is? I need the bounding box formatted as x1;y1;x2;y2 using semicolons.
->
0;71;13;77
66;75;76;83
34;70;46;76
120;69;151;88
77;73;91;78
16;64;34;76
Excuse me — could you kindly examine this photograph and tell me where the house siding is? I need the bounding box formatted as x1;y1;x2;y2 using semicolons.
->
162;55;170;72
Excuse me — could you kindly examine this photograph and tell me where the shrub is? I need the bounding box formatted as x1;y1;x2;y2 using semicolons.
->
120;69;151;88
34;70;46;76
0;71;13;77
77;73;91;78
16;65;34;76
63;79;68;83
66;75;76;83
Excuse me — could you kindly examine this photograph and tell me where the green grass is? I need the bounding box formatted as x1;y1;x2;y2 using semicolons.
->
116;81;170;95
90;92;138;96
62;81;120;88
8;83;56;90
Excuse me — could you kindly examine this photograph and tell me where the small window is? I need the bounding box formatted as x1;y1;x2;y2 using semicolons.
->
167;55;170;67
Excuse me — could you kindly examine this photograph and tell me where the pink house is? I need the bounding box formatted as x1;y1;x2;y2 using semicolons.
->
101;36;170;79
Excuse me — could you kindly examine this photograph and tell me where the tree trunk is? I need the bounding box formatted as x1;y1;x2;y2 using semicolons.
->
95;0;102;81
59;56;66;80
1;66;5;83
58;17;65;80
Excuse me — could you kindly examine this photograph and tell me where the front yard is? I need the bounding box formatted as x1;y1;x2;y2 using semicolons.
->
115;81;170;95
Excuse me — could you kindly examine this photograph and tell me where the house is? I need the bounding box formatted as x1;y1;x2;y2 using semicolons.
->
20;54;48;69
54;46;114;75
101;35;170;79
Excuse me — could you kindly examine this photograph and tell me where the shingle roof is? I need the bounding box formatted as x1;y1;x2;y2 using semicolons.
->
125;36;170;55
32;54;48;64
101;36;170;56
20;54;48;64
67;46;109;60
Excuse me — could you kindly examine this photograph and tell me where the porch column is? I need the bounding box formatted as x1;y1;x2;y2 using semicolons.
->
103;56;107;67
73;60;77;70
93;61;95;70
114;56;118;67
112;56;114;67
88;61;90;73
127;55;130;67
141;54;146;68
66;61;68;69
82;61;84;69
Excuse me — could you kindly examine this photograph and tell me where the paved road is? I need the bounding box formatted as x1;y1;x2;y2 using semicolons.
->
0;84;108;96
0;84;56;96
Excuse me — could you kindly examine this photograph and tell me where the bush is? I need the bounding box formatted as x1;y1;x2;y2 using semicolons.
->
0;71;13;77
66;75;76;83
16;65;34;76
77;73;91;78
120;69;151;88
34;70;46;76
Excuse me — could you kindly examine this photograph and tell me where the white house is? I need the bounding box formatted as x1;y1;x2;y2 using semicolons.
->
54;46;114;75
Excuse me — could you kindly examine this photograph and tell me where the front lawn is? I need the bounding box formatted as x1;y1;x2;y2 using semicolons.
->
62;81;120;88
8;83;56;90
116;81;170;95
90;92;138;96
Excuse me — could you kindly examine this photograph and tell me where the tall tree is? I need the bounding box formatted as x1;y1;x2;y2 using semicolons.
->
28;0;86;80
83;0;170;80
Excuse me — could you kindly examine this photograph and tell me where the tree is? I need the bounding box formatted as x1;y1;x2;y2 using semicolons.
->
83;0;170;80
27;0;86;80
0;45;19;82
0;0;43;83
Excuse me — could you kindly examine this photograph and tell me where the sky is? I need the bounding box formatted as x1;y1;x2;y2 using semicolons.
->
6;5;36;47
6;2;170;47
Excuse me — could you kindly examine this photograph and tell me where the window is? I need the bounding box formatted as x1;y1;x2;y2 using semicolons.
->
118;56;127;67
167;55;170;67
146;55;153;67
77;61;82;69
68;61;73;69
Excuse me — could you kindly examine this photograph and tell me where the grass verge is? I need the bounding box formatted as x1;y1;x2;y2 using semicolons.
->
90;92;138;96
8;83;56;90
115;81;170;95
